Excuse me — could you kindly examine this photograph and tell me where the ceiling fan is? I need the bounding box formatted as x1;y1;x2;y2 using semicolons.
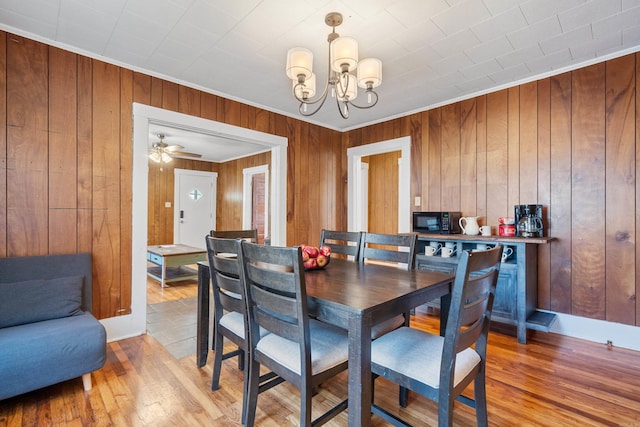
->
148;133;202;163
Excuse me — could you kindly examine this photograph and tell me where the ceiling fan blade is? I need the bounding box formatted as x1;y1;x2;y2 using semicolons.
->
164;144;184;152
171;151;202;158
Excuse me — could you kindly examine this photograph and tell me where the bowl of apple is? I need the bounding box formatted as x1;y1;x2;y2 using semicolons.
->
300;244;332;270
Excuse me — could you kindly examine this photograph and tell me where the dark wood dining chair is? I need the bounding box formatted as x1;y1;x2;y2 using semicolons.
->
370;245;503;427
359;232;419;338
319;229;363;260
211;228;258;242
205;236;275;423
240;241;349;427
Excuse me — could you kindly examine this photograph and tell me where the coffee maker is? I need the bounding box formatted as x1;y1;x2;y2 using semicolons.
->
514;204;543;238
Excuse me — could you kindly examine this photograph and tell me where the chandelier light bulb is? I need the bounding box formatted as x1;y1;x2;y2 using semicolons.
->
357;58;382;88
337;73;357;101
286;47;313;80
293;73;316;99
330;36;358;73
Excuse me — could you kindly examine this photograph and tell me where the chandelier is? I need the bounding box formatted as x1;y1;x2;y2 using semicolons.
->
285;12;382;119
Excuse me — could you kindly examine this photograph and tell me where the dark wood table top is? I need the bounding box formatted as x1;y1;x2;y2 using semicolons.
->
304;258;453;311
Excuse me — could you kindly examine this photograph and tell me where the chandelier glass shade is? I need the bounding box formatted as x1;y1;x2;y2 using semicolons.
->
285;12;382;119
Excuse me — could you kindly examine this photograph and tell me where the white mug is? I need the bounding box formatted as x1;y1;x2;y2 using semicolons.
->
444;241;455;249
476;243;491;251
429;241;442;251
441;247;456;258
479;225;491;236
501;247;514;262
425;246;438;256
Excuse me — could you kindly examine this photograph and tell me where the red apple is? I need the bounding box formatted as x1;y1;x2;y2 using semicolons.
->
303;258;317;269
304;245;319;258
319;245;332;257
316;254;328;268
301;250;310;262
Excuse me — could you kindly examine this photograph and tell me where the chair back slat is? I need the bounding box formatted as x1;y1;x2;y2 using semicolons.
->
212;229;259;242
359;232;418;270
320;229;362;258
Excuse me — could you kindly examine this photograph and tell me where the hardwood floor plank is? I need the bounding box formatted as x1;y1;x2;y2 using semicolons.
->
2;288;640;426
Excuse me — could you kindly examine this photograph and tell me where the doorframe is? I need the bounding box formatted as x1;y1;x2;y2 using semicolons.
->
347;136;411;233
174;169;218;248
99;103;288;341
242;165;269;234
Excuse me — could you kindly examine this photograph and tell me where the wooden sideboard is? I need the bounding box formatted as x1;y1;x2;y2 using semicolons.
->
415;233;555;344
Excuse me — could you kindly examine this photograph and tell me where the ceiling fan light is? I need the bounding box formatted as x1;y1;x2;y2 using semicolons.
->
161;152;173;163
286;47;313;81
149;151;161;163
330;36;358;73
357;58;382;88
293;72;316;99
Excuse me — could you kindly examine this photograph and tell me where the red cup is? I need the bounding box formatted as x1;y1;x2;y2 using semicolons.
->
499;224;516;236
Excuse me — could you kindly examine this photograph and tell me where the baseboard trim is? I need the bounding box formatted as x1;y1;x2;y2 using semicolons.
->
545;310;640;352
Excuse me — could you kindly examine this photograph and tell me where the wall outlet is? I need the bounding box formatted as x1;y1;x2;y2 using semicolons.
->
165;202;171;208
414;196;421;207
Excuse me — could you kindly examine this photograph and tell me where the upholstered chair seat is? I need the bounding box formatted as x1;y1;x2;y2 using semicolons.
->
255;319;348;375
372;327;481;389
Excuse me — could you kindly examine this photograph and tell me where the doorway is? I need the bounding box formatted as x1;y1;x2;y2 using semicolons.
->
243;165;269;244
99;104;288;341
347;136;411;233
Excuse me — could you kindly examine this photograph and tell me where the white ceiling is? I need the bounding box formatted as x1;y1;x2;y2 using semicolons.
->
2;0;640;160
148;123;270;162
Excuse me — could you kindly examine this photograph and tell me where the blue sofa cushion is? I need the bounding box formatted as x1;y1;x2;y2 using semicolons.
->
0;276;83;328
0;312;107;400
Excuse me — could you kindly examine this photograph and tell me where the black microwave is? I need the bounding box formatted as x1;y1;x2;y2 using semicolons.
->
412;211;462;234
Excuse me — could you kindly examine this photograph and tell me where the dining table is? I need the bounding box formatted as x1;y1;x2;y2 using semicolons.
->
196;257;454;427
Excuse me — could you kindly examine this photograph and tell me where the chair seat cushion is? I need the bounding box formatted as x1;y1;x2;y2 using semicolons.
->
256;319;348;375
371;326;480;389
371;314;405;340
219;311;268;340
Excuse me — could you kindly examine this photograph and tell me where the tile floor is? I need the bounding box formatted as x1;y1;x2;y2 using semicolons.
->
146;297;199;359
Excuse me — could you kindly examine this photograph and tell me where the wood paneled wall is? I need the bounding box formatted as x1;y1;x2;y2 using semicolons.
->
0;32;343;319
2;29;640;327
344;53;640;327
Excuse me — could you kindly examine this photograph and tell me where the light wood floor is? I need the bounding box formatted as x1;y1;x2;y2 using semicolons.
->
1;281;640;426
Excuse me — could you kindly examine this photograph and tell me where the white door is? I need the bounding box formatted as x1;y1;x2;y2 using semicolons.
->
174;169;217;249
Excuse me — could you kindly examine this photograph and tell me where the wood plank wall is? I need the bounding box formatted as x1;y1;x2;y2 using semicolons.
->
2;29;640;328
0;32;343;319
344;53;640;327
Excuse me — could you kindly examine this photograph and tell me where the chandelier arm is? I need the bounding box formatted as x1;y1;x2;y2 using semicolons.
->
292;81;330;106
298;89;331;116
344;90;379;110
